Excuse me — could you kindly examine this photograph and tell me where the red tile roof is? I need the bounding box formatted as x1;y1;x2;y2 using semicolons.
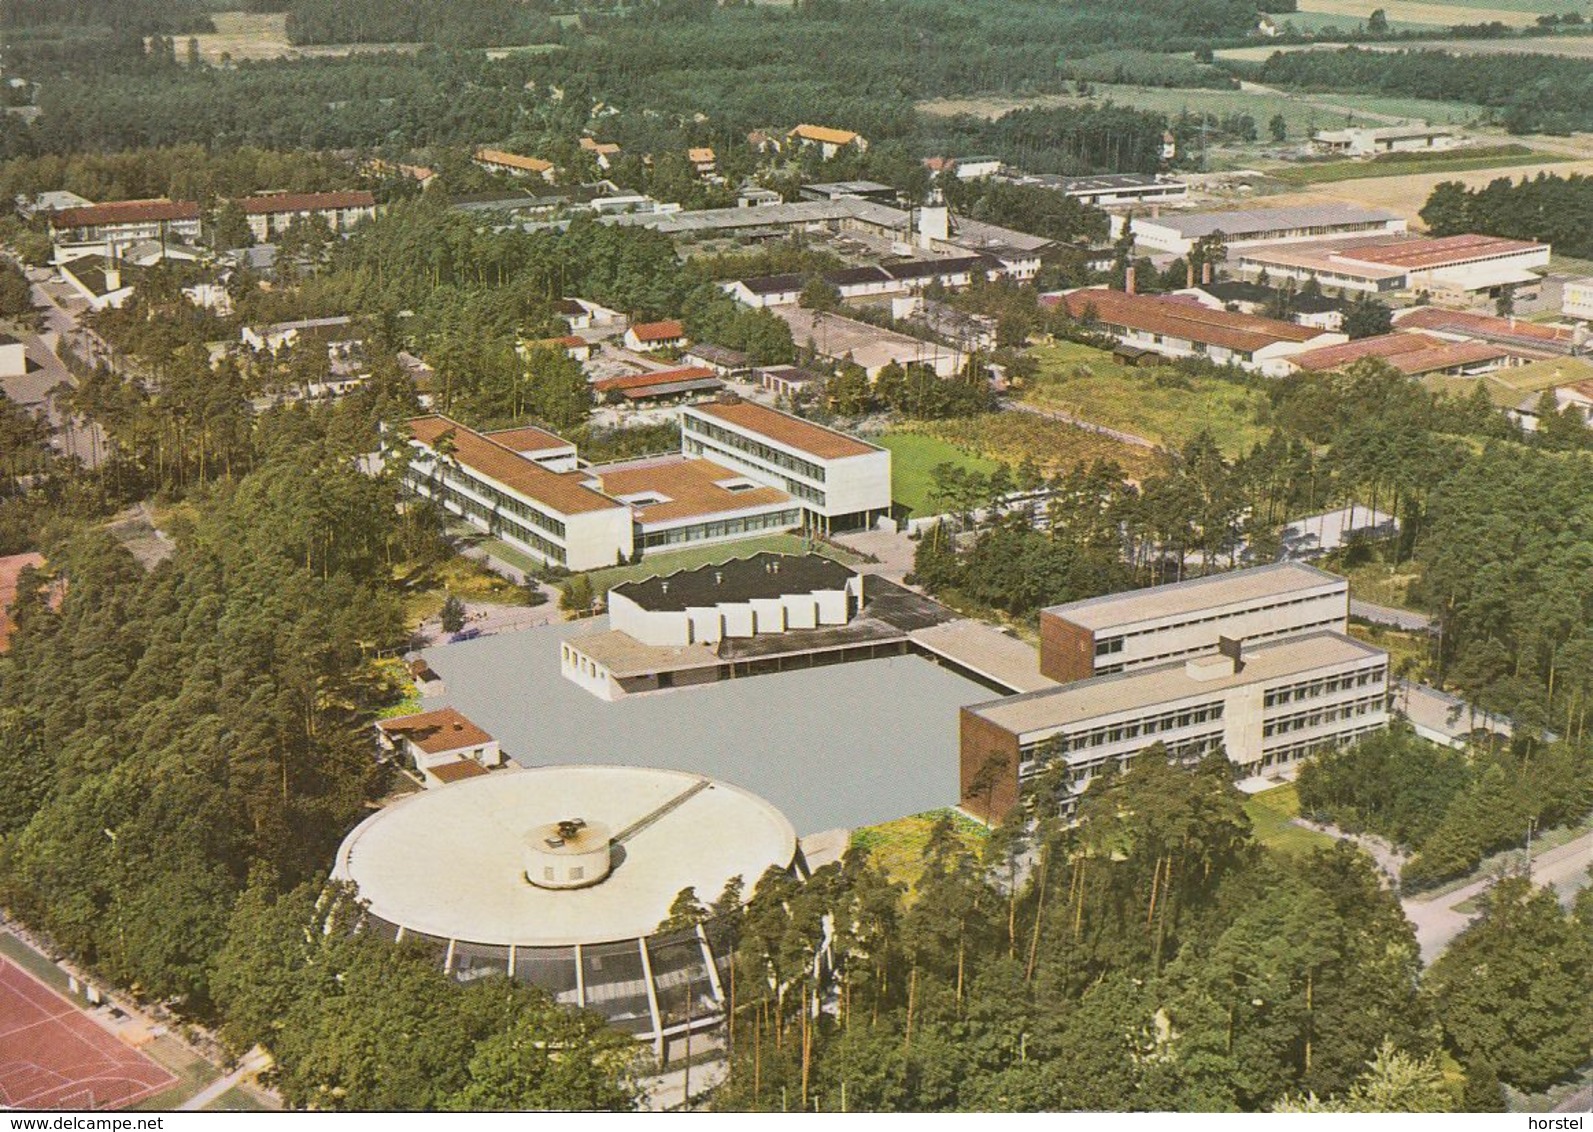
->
1395;306;1577;347
407;415;622;515
239;190;376;215
378;707;494;755
1342;234;1544;270
429;758;493;783
482;424;573;453
593;366;717;393
628;319;686;342
690;399;881;460
1063;288;1322;354
1291;331;1516;375
50;199;200;228
474;148;553;174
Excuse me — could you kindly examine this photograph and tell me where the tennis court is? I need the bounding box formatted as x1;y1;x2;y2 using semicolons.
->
0;955;175;1110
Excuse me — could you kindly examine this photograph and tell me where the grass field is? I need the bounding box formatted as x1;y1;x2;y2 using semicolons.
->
922;412;1163;481
1024;342;1271;458
876;432;1001;516
1244;784;1338;857
918;84;1482;136
399;548;530;627
1224;33;1593;61
1268;146;1572;184
581;534;859;592
849;809;991;897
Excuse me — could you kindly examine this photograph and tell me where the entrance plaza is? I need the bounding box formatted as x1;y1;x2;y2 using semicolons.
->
418;621;991;834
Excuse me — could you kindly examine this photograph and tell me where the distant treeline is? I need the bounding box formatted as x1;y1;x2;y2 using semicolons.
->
1421;173;1593;259
283;0;557;48
1247;45;1593;133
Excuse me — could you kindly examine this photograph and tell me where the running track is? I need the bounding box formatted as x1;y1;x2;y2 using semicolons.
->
0;955;175;1110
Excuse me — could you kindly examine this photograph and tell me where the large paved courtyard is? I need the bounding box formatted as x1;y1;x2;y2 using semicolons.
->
420;621;992;835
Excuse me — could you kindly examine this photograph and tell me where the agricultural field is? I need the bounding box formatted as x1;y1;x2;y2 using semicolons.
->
1223;32;1593;61
186;11;424;64
1254;155;1593;221
1290;0;1552;29
1023;341;1271;458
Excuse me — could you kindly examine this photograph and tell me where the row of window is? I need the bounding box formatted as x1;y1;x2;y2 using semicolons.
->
684;438;825;505
639;508;803;549
684;417;828;483
1263;664;1387;708
1260;722;1386;766
1021;700;1226;759
1263;694;1386;739
1022;730;1226;787
1087;589;1345;650
423;481;567;565
1094;615;1344;674
409;456;570;541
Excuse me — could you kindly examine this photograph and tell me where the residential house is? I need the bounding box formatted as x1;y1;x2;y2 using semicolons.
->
787;124;868;159
473;147;557;182
624;320;687;352
376;707;505;787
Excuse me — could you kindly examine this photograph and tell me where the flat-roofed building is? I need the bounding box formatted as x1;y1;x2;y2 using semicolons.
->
1038;562;1349;683
999;172;1188;207
0;335;26;380
401;416;635;571
1059;288;1344;376
239;190;377;242
1114;204;1406;256
680;396;891;533
961;631;1390;821
1312;125;1461;156
593;456;802;552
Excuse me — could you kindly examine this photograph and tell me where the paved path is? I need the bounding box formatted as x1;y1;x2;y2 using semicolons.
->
1402;828;1593;963
1003;399;1161;451
177;1047;273;1111
1350;598;1436;632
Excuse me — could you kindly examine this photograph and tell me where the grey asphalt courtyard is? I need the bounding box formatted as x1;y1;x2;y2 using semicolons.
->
420;620;993;835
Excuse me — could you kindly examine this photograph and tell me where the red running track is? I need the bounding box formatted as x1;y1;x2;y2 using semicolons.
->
0;955;176;1110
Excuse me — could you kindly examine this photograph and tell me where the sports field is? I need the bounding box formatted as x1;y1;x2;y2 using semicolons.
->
0;954;175;1110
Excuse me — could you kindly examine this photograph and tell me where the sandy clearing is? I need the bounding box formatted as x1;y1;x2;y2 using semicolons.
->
187;11;423;64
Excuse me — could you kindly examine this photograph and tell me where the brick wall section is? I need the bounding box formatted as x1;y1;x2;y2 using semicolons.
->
960;708;1021;823
1039;612;1096;684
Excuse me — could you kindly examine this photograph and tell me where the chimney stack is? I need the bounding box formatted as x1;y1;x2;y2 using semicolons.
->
1124;266;1136;296
1186;260;1195;289
1202;261;1213;286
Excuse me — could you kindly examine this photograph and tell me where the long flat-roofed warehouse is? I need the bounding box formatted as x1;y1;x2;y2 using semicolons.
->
1113;204;1407;255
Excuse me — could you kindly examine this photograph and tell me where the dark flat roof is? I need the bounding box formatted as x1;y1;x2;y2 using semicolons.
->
613;552;855;612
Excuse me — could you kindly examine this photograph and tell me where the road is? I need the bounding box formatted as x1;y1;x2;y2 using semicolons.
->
1349;598;1435;632
1402;827;1593;964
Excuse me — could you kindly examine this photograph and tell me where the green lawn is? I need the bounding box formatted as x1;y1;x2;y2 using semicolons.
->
1270;147;1572;185
1244;784;1338;857
850;809;991;898
582;534;860;592
1025;342;1271;458
876;432;1001;517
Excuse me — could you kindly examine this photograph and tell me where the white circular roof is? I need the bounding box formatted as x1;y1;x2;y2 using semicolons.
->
333;765;796;947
